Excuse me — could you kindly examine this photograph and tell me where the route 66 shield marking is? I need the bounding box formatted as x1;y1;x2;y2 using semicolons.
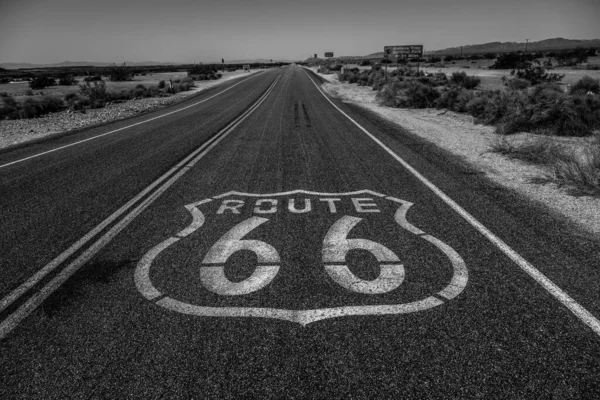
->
135;190;468;326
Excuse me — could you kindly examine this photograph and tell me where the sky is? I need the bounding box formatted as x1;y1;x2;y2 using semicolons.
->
1;0;599;64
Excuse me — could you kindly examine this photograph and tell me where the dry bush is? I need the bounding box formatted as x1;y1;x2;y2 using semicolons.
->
490;136;600;196
377;80;440;108
570;76;600;95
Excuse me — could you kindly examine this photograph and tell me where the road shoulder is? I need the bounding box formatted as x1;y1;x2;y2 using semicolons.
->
308;68;600;239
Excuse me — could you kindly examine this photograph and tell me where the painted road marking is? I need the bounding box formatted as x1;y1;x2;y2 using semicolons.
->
304;68;600;336
0;71;266;169
215;196;383;214
0;74;282;340
322;215;404;294
134;190;468;326
201;216;280;296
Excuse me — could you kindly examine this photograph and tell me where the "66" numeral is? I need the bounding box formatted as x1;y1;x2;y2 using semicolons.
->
201;216;404;296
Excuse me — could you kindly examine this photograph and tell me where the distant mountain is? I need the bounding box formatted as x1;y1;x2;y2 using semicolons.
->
0;61;182;70
430;38;600;55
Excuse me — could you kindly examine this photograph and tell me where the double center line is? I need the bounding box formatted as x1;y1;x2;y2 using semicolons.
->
0;73;282;340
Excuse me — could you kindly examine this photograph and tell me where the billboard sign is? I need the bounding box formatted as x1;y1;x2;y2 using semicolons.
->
384;45;423;60
324;52;334;58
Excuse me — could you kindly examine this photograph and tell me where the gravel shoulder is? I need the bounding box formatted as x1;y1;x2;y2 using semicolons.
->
0;70;261;149
306;67;600;238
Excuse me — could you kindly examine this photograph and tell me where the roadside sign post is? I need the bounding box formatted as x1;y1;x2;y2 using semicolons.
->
324;52;334;58
383;49;391;84
383;45;423;76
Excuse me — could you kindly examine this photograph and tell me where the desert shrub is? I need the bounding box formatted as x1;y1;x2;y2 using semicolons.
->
531;83;563;100
132;84;148;98
146;86;162;97
0;95;19;119
465;95;490;119
1;95;17;107
25;90;34;96
506;78;530;90
0;78;10;84
497;91;600;136
83;75;102;82
462;75;481;89
64;92;82;109
449;71;480;89
570;76;600;95
489;137;566;165
490;136;600;196
188;64;217;76
555;48;588;66
78;80;107;101
38;95;64;113
360;59;372;66
12;95;64;118
491;53;535;69
515;65;564;85
107;89;133;102
435;85;464;110
544;139;600;196
19;98;39;118
378;80;440;108
108;63;134;81
158;80;166;89
89;98;106;108
58;74;78;86
0;104;19;120
430;72;448;85
29;75;56;90
179;77;195;89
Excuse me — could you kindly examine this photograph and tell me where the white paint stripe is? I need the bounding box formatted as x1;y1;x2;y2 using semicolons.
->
200;265;280;296
421;235;469;301
0;74;282;340
389;198;425;236
0;78;271;315
157;295;444;326
304;69;600;337
213;189;386;198
0;71;265;169
135;237;179;300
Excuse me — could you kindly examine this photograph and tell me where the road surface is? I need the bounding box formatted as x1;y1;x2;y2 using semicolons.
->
1;65;600;399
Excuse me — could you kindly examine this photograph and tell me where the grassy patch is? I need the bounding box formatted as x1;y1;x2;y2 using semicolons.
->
489;136;600;196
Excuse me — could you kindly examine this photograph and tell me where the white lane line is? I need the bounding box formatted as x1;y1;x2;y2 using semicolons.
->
0;75;281;339
0;81;263;314
304;69;600;337
0;71;265;169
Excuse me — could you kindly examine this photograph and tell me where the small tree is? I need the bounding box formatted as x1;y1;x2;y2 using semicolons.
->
108;63;133;81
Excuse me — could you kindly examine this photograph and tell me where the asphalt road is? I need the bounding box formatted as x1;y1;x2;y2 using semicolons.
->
1;64;600;399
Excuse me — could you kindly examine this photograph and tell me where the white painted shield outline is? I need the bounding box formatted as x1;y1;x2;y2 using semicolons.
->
135;189;468;326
